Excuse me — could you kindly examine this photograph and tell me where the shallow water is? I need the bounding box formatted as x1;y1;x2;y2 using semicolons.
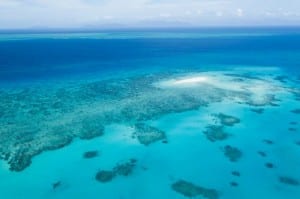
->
0;28;300;199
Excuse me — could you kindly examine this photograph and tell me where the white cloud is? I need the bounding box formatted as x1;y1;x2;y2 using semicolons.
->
236;8;244;17
0;0;299;29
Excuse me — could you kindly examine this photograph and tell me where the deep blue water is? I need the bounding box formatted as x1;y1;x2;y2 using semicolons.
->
1;28;300;83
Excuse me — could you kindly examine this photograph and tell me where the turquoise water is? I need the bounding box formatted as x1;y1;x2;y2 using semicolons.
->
0;28;300;199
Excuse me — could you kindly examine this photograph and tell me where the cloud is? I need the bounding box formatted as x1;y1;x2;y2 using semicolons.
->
0;0;299;29
236;8;244;17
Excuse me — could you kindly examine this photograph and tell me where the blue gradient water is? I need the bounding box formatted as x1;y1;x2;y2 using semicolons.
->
1;28;300;83
0;28;300;199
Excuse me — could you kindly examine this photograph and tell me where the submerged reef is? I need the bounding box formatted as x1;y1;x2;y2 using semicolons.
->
258;151;267;157
52;181;61;190
0;70;292;171
288;128;297;132
83;150;99;159
263;139;274;145
230;182;239;187
133;123;166;145
231;171;241;177
291;109;300;114
274;75;288;83
171;180;219;199
265;162;275;169
279;176;299;186
95;159;137;183
79;120;105;140
215;113;240;126
223;145;242;162
113;158;137;176
289;88;300;101
203;125;231;142
95;170;116;183
251;108;264;114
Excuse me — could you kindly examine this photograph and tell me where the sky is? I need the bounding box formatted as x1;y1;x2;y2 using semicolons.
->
0;0;300;29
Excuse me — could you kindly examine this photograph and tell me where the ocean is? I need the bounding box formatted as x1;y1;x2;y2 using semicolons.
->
0;27;300;199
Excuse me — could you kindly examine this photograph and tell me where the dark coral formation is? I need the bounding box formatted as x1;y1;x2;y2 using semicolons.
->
291;109;300;114
251;108;264;114
274;75;288;83
231;171;241;177
258;151;267;157
279;176;299;186
203;125;231;142
2;129;74;172
230;182;239;187
289;88;300;101
79;120;104;140
171;180;219;199
83;150;99;159
265;162;275;169
113;159;137;176
52;181;61;190
288;128;297;132
95;170;116;183
215;113;240;126
95;159;137;183
223;145;242;162
263;139;274;145
162;140;168;144
133;123;166;145
203;113;239;143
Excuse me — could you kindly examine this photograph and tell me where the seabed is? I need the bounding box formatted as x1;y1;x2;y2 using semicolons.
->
0;67;300;199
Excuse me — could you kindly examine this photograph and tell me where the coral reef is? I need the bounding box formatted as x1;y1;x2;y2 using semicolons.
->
265;162;275;169
95;159;137;183
231;171;241;177
95;170;116;183
0;70;292;171
83;150;99;159
203;125;231;142
79;120;105;140
230;182;239;187
263;139;274;145
288;88;300;101
279;176;299;186
113;159;137;176
258;151;267;157
215;113;240;126
133;123;166;145
274;75;288;83
288;128;297;132
291;109;300;114
223;145;242;162
251;108;264;114
171;180;219;199
52;181;61;190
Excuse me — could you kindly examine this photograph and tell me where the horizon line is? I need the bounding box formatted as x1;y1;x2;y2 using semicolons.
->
1;25;300;34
